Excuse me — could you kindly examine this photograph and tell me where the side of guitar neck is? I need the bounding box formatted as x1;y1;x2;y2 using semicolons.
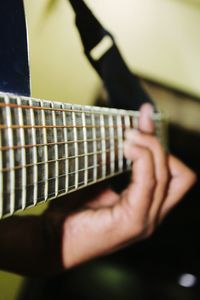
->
0;92;164;219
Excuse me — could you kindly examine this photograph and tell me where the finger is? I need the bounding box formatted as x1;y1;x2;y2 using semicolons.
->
125;130;168;179
125;130;169;225
63;144;157;268
159;155;197;220
123;141;155;221
138;103;155;134
86;188;120;209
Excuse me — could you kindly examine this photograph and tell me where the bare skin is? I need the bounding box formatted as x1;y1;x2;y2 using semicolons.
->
0;104;196;276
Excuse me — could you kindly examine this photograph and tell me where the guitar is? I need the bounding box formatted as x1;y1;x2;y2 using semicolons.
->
0;0;165;219
0;92;164;219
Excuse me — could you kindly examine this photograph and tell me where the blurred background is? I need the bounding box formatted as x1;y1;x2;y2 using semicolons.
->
0;0;200;299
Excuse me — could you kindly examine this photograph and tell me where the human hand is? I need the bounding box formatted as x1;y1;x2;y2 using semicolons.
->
0;104;196;276
55;104;196;269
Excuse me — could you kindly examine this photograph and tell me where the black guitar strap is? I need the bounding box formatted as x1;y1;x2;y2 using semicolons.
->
68;0;156;192
68;0;154;110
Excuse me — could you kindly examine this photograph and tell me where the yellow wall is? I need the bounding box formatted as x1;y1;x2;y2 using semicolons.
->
25;0;200;101
25;0;101;103
85;0;200;97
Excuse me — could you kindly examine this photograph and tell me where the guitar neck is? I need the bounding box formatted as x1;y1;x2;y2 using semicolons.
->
0;92;164;219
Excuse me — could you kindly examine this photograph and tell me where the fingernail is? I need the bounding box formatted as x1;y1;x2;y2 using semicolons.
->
142;103;154;119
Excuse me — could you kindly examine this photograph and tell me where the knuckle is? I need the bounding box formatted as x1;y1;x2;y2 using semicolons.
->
142;148;152;160
140;148;154;166
149;177;156;189
180;167;197;190
123;210;147;238
132;221;147;238
158;170;169;185
125;213;156;241
145;222;155;238
150;136;162;150
150;137;165;157
144;177;156;191
189;170;197;185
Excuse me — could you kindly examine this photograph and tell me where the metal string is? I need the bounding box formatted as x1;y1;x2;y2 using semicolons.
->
0;147;124;172
8;163;107;190
0;99;162;120
0;93;164;217
0;101;155;118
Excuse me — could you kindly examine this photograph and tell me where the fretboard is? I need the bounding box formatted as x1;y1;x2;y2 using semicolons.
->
0;92;164;219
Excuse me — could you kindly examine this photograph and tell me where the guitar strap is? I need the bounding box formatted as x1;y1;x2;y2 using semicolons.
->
68;0;154;111
68;0;156;193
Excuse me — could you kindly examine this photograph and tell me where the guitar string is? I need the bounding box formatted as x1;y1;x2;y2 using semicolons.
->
0;117;141;152
0;125;162;167
0;102;135;116
0;124;124;129
7;161;117;191
6;163;130;194
0;96;163;215
0;101;163;119
41;168;130;200
6;169;130;206
0;110;162;128
0;121;162;130
0;122;162;173
0;146;123;172
0;120;162;172
0;100;162;152
0;120;162;148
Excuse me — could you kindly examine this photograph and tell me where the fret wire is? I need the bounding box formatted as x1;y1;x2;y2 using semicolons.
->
5;95;15;214
82;108;88;185
62;103;69;193
2;165;132;219
0;119;162;131
72;106;79;189
133;111;139;129
17;97;27;210
30;99;38;206
9;168;131;214
100;113;106;178
0;101;134;116
0;147;121;173
11;162;127;192
65;168;129;191
0;116;162;131
0;93;165;219
0;129;3;217
41;100;49;200
0;136;120;151
56;168;129;198
13;162;109;190
124;113;132;168
109;112;115;174
0;124;130;130
0;102;120;116
2;168;131;217
0;100;163;120
117;113;124;172
52;102;59;196
91;112;97;182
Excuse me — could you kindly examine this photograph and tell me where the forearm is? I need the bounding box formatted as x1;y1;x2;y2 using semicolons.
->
0;215;63;276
